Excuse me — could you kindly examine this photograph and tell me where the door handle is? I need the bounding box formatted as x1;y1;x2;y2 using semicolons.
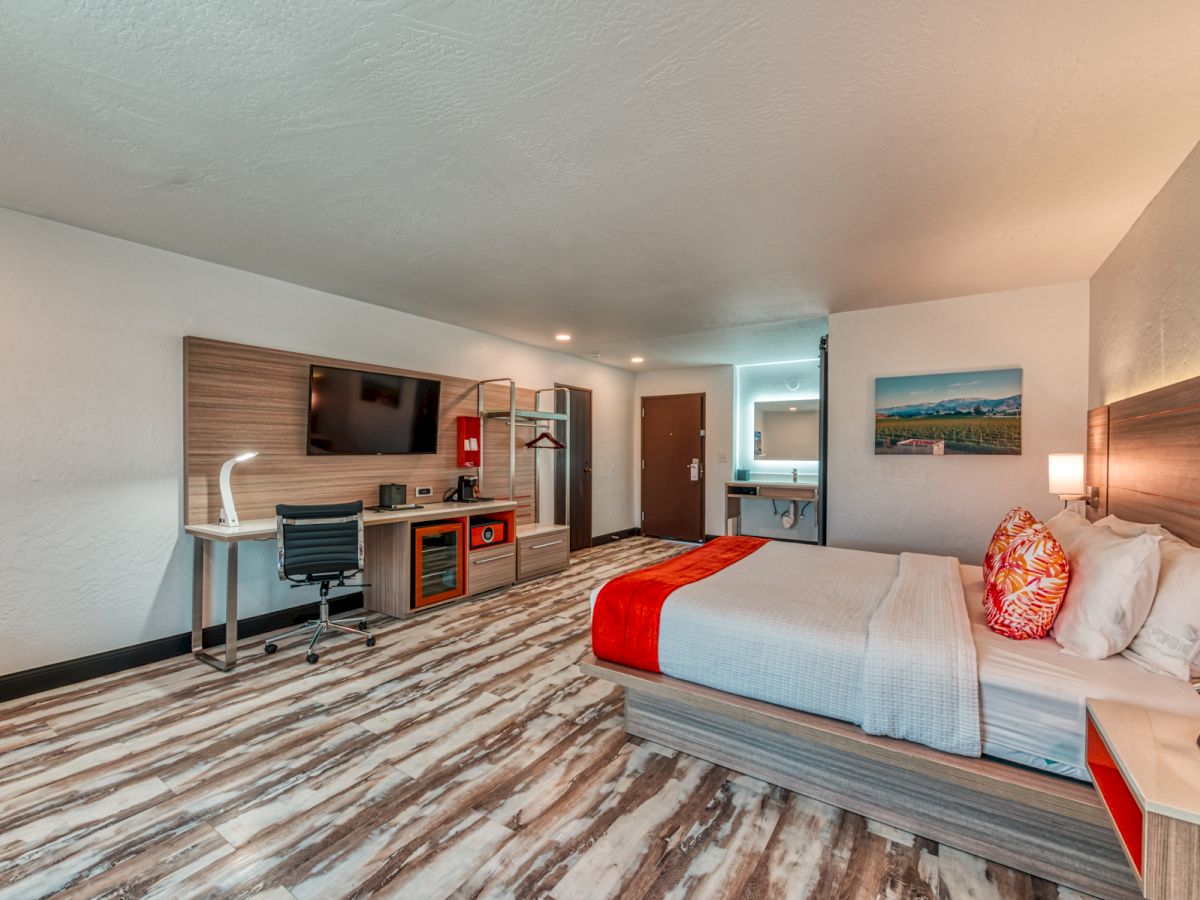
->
473;552;514;564
686;458;701;481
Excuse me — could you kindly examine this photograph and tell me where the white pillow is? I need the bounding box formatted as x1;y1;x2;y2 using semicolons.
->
1121;541;1200;679
1096;516;1200;680
1095;514;1187;547
1050;528;1162;659
1045;508;1093;554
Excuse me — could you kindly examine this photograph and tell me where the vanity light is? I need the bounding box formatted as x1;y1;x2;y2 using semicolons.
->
555;334;572;342
631;356;644;364
218;451;258;527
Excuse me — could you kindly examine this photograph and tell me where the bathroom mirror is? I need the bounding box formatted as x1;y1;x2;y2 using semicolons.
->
753;398;819;460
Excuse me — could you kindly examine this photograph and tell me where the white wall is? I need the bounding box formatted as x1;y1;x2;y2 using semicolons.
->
633;366;734;538
827;282;1090;564
0;209;636;676
1090;139;1200;407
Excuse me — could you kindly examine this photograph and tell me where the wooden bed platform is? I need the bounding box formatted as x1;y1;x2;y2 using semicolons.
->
580;654;1141;900
581;375;1200;899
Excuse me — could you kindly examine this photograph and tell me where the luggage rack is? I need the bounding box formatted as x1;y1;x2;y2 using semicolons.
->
476;378;570;529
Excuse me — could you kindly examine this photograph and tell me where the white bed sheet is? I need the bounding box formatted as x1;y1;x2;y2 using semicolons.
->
963;564;1200;781
589;556;1200;782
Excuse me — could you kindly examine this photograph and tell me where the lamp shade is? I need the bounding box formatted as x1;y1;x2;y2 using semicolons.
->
1048;453;1085;496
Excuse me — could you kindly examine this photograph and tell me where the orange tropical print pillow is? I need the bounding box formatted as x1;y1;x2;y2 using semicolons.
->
984;523;1070;640
984;507;1038;578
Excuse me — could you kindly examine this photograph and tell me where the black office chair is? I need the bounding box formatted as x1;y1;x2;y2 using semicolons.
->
266;501;376;664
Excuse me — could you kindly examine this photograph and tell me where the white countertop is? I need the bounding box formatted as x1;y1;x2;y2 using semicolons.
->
1087;698;1200;826
727;480;819;489
186;499;518;542
515;521;570;538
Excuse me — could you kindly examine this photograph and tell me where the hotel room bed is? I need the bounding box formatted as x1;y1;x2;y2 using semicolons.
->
586;376;1200;900
589;541;1200;782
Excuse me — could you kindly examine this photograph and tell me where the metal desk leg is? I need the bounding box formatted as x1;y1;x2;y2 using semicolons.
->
192;538;239;672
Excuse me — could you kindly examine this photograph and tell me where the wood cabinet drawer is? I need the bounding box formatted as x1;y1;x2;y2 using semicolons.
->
468;546;516;595
517;531;569;579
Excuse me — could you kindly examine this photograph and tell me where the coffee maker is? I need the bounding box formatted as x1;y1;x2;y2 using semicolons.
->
450;475;479;502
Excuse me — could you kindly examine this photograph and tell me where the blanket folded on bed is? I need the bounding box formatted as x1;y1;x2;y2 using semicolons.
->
592;536;768;671
590;541;982;758
862;553;981;756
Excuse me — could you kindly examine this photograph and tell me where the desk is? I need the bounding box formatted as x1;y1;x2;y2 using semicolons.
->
185;499;518;671
725;481;819;536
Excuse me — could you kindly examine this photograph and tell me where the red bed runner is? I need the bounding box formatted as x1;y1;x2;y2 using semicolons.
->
592;536;768;671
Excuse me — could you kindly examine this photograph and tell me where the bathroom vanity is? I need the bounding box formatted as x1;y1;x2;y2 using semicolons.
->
725;479;819;541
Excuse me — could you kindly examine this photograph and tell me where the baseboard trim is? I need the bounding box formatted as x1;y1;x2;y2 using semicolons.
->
0;592;365;702
590;527;641;546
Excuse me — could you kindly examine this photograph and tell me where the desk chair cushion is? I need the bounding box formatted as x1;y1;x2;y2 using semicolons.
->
277;501;363;581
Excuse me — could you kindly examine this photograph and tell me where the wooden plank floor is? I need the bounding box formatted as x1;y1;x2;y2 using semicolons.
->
0;537;1096;899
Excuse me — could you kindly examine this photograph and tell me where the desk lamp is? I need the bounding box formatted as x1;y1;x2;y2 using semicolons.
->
218;451;258;527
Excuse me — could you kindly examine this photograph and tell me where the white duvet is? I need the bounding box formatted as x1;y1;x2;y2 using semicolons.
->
590;542;981;757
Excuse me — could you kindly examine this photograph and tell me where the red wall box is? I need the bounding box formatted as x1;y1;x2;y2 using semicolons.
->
457;415;481;468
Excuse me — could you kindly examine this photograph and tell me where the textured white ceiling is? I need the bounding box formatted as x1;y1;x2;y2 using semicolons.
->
2;1;1199;370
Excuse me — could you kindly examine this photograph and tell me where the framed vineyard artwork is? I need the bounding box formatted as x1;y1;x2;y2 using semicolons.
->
874;368;1022;455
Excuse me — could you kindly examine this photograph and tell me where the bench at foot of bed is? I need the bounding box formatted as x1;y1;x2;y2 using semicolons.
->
580;654;1141;900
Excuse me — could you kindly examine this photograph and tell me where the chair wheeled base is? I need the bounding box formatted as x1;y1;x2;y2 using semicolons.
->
265;582;375;664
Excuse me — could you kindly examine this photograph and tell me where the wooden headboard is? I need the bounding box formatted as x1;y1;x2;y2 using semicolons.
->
183;337;536;526
1086;373;1200;546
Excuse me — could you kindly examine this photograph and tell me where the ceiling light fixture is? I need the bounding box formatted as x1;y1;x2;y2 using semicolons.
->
788;406;797;411
555;333;571;342
630;356;644;364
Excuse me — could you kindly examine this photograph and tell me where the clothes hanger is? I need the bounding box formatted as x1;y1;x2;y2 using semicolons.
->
525;430;565;449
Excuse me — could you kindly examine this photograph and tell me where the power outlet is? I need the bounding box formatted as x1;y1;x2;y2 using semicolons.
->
414;486;433;498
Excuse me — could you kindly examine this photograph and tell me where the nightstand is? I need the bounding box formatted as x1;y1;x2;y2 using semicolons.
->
1086;699;1200;899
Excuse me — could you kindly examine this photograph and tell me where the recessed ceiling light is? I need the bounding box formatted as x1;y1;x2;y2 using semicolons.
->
555;333;571;342
630;356;644;364
788;406;797;411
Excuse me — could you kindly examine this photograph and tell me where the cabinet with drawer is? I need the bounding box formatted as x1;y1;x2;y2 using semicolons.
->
516;524;570;581
467;544;517;596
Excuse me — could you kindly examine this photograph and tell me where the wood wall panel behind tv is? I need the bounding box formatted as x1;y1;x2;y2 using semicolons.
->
183;337;535;526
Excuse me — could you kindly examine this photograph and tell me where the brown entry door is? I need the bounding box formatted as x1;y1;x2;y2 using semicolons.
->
555;384;593;551
641;393;705;542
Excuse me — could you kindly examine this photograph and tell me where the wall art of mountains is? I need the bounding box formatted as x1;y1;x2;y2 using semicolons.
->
875;394;1021;418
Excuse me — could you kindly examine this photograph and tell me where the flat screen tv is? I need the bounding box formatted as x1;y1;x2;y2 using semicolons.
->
307;365;441;455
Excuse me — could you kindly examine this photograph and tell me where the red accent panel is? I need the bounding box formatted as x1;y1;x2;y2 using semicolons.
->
457;416;481;468
1087;716;1144;876
592;536;768;671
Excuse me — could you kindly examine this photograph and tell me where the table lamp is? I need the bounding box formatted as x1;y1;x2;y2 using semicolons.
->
218;451;258;527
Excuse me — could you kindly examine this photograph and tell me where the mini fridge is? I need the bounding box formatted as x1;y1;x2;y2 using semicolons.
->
412;521;465;608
